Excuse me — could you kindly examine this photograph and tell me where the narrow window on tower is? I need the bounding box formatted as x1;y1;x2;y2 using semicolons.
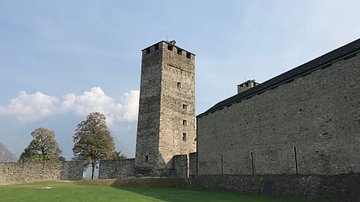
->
145;155;149;162
177;82;181;88
182;133;187;141
183;120;187;125
183;104;188;110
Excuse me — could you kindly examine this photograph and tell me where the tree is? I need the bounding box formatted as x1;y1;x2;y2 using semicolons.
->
72;112;116;179
110;151;127;160
19;127;63;162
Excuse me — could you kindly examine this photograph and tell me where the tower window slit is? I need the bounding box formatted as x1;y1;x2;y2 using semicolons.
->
182;133;187;141
183;120;187;125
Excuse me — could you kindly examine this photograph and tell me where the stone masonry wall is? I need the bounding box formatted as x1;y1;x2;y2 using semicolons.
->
159;42;196;172
171;154;188;177
0;161;83;185
189;152;197;176
98;159;135;179
98;155;188;179
135;41;196;176
60;161;85;180
189;174;360;202
135;42;162;171
197;52;360;175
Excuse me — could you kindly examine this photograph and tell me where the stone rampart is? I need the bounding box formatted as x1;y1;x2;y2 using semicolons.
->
189;152;197;176
98;159;136;179
196;51;360;176
189;174;360;202
0;161;83;185
170;154;188;177
99;155;189;179
192;39;360;201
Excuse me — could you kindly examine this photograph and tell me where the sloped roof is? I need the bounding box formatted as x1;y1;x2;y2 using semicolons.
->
198;38;360;118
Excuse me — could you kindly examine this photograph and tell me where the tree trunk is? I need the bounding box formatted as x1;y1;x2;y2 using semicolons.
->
91;163;95;179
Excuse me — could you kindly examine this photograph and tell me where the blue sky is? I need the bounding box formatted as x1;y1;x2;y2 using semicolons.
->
1;0;360;159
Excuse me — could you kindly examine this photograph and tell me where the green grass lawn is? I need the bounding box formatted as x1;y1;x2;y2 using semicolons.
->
0;180;321;202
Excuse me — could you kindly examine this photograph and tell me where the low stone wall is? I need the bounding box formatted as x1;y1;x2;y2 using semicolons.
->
0;161;83;185
80;178;188;187
60;161;84;180
189;152;197;176
98;159;136;179
99;155;189;179
188;174;360;202
171;154;187;177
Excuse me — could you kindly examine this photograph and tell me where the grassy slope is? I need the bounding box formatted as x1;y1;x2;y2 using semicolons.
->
0;180;322;202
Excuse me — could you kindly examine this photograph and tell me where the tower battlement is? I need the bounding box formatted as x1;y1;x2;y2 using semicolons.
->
142;41;195;60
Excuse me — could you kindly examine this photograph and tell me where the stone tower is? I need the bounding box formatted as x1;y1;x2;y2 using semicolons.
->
135;40;196;176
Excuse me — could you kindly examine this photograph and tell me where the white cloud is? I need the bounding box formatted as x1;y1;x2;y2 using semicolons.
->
61;87;120;116
61;87;139;125
0;91;59;123
120;90;140;122
0;87;140;124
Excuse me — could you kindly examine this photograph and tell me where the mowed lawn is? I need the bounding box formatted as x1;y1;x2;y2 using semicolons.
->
0;180;321;202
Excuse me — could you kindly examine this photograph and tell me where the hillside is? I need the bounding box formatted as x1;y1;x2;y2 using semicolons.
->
0;143;18;162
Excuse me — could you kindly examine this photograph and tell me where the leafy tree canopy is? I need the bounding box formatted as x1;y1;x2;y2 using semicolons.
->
72;112;118;179
110;151;127;160
19;127;63;162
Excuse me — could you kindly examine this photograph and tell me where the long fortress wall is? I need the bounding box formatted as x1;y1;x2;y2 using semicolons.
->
188;173;360;202
193;39;360;202
197;41;360;176
98;154;189;178
0;161;83;185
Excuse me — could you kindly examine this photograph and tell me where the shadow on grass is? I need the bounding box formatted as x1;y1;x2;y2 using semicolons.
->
107;178;318;202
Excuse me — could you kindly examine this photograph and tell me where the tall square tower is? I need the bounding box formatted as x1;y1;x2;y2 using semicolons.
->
135;40;196;176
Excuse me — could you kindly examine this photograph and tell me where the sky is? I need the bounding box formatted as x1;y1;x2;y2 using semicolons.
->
1;0;360;160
